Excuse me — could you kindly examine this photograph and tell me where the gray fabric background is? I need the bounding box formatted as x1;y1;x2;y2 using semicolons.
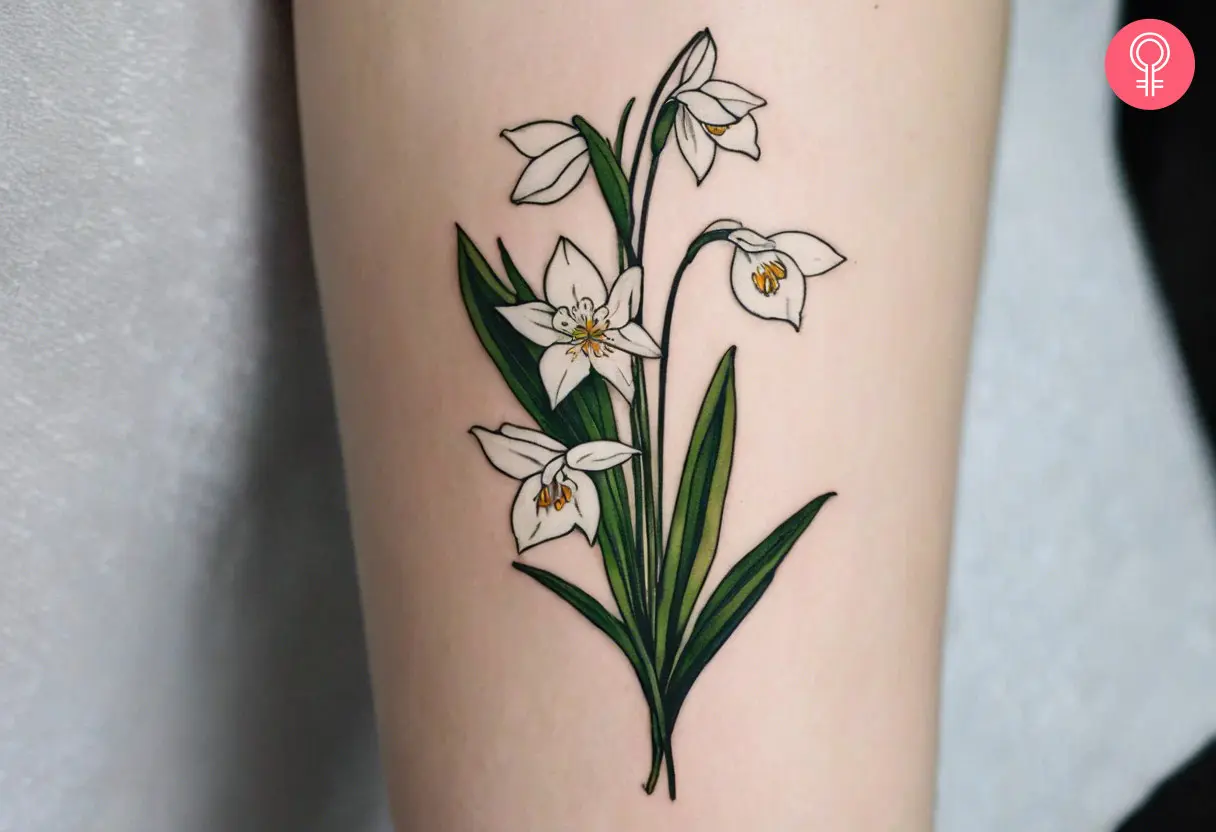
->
2;2;1215;830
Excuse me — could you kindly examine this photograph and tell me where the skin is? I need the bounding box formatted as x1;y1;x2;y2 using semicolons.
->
293;1;1009;829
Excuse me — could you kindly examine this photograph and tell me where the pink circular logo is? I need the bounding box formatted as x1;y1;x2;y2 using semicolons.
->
1106;19;1195;110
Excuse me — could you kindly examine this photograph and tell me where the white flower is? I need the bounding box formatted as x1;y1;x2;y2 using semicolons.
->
497;238;662;407
501;120;589;205
470;424;639;552
670;32;766;183
705;219;846;330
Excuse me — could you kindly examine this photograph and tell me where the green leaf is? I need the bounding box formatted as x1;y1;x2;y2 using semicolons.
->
457;226;547;418
513;562;639;664
654;348;737;678
651;100;679;156
572;115;633;256
666;491;836;718
496;238;535;301
513;561;674;798
456;226;646;633
613;97;636;163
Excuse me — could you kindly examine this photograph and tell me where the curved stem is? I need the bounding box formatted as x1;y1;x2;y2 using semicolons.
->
627;29;705;205
643;715;663;793
632;639;672;797
635;151;663;264
654;237;720;572
621;33;703;611
632;30;700;188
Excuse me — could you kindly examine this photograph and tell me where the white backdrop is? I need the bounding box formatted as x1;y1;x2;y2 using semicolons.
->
3;2;1215;830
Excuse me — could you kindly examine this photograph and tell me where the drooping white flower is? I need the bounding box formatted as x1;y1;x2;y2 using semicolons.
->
669;32;766;183
704;219;846;330
501;121;589;205
470;424;639;552
497;238;662;407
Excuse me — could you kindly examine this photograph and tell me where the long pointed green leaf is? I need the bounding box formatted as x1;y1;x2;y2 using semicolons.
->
457;226;546;416
571;115;633;255
496;238;535;301
457;226;645;632
513;562;639;664
654;348;736;678
666;492;836;719
513;562;671;772
612;97;636;163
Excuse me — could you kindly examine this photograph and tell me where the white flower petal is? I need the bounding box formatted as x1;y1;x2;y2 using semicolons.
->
541;455;565;485
771;231;847;277
565;441;639;471
590;348;635;400
727;228;777;253
544;238;607;310
497;301;564;346
511;474;579;552
729;249;807;330
605;322;661;358
698;80;766;118
702;218;743;235
500;424;566;452
510;138;589;205
539;343;592;407
501;121;580;158
567;469;601;544
675;105;716;184
471;426;563;480
604;266;642;325
707;113;760;160
677;31;717;92
674;90;737;126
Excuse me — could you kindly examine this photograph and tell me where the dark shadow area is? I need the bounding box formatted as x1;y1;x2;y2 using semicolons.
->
1118;1;1216;466
193;2;386;829
1116;739;1216;832
1115;1;1216;829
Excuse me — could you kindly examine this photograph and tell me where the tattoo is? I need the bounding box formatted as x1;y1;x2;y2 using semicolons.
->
459;29;845;799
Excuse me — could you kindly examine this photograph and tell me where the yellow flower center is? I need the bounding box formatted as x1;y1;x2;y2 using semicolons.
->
704;123;730;136
568;317;611;358
536;480;574;512
751;260;787;296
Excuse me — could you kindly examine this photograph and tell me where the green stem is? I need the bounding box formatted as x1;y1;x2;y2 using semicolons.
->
635;150;663;268
627;30;706;205
631;151;666;608
664;742;678;800
614;98;636;274
644;714;663;793
633;638;672;797
630;359;659;630
628;375;651;637
630;438;647;610
654;234;726;588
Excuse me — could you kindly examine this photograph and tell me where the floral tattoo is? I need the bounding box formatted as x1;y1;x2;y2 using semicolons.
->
459;29;844;799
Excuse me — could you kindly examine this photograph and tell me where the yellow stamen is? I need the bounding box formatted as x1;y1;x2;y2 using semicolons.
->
704;123;729;136
751;260;787;296
536;481;574;512
568;317;611;359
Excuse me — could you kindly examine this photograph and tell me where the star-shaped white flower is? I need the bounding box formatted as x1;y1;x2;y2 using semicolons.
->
705;219;846;330
498;238;662;407
471;423;639;552
670;31;766;183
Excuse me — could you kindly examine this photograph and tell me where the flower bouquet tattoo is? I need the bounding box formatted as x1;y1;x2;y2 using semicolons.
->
458;29;845;798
